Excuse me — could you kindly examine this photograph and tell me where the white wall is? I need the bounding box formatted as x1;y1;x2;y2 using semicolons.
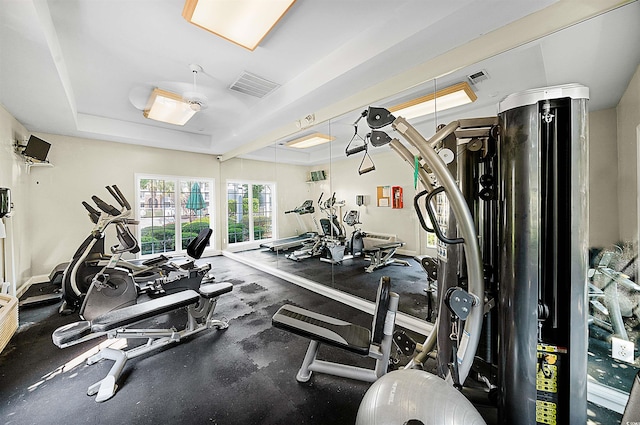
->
617;64;640;244
23;133;220;282
0;105;31;295
589;108;619;248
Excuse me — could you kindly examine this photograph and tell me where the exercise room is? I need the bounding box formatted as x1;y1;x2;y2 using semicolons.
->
1;1;640;424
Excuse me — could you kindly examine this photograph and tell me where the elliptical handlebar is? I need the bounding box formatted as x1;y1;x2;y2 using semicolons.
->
106;185;131;211
91;195;121;216
82;201;101;224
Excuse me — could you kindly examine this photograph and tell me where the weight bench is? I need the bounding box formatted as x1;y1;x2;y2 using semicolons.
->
272;276;399;383
52;282;232;402
364;241;410;273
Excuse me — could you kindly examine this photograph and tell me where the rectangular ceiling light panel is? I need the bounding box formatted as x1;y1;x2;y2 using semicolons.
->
389;81;477;120
285;133;335;149
182;0;297;51
144;88;197;126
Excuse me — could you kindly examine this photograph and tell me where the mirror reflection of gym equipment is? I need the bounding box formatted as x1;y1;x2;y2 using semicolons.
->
274;84;596;424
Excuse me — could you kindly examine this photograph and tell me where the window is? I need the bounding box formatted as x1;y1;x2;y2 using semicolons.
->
227;181;274;244
136;175;214;256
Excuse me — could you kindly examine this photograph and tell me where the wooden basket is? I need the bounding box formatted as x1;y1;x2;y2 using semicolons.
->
0;294;18;354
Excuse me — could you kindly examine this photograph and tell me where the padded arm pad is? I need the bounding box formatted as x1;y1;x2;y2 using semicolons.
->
198;282;233;299
52;321;92;347
272;304;371;355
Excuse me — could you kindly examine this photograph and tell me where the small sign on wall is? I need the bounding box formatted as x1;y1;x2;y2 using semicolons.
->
377;185;390;207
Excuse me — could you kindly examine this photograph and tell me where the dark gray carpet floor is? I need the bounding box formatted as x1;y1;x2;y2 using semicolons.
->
0;255;623;424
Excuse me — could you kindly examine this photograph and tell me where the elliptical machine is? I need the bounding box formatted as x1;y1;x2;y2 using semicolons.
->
60;185;214;318
343;209;365;258
318;193;351;264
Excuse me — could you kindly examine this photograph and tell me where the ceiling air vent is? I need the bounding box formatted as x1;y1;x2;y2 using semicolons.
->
468;70;489;85
229;71;280;98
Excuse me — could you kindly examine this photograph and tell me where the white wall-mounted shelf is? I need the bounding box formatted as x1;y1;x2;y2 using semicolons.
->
24;160;53;174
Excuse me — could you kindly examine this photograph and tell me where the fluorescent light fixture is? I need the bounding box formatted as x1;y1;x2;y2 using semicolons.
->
182;0;297;51
143;88;197;126
285;133;335;149
389;82;477;120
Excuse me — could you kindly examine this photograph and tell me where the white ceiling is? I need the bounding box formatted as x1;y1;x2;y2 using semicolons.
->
1;0;639;165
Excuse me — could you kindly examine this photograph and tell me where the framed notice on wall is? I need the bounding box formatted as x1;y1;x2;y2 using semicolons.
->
377;185;390;207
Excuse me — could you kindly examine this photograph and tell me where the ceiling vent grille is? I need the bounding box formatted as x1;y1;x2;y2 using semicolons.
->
229;71;280;98
467;70;489;85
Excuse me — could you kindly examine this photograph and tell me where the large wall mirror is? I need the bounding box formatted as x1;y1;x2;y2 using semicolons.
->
224;2;640;414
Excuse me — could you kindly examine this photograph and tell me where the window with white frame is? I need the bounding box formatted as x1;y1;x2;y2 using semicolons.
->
136;175;214;256
227;181;274;244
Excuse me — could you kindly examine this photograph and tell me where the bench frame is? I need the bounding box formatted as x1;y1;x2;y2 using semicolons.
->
364;242;410;273
273;277;399;383
52;282;232;402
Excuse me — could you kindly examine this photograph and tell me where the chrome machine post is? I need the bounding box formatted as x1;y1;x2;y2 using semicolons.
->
497;84;589;425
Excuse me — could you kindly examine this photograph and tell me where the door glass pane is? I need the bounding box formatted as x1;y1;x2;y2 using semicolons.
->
180;180;211;249
228;182;249;243
253;184;273;241
139;178;176;255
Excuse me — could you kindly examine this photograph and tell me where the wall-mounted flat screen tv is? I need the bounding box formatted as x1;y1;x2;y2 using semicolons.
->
23;135;51;162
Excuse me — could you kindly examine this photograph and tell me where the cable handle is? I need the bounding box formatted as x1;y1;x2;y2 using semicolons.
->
424;187;464;245
413;190;435;233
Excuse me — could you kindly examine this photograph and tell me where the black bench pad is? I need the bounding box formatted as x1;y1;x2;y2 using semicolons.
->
272;305;371;355
52;321;92;347
199;282;233;299
364;242;404;253
91;290;201;333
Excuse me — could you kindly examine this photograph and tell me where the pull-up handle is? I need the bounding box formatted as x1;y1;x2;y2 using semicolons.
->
424;187;464;245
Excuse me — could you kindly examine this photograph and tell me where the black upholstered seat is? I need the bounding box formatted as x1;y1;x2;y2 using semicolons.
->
91;290;200;332
273;305;371;355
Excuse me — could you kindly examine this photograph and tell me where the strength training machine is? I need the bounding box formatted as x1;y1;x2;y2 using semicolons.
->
355;84;589;425
273;84;590;424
